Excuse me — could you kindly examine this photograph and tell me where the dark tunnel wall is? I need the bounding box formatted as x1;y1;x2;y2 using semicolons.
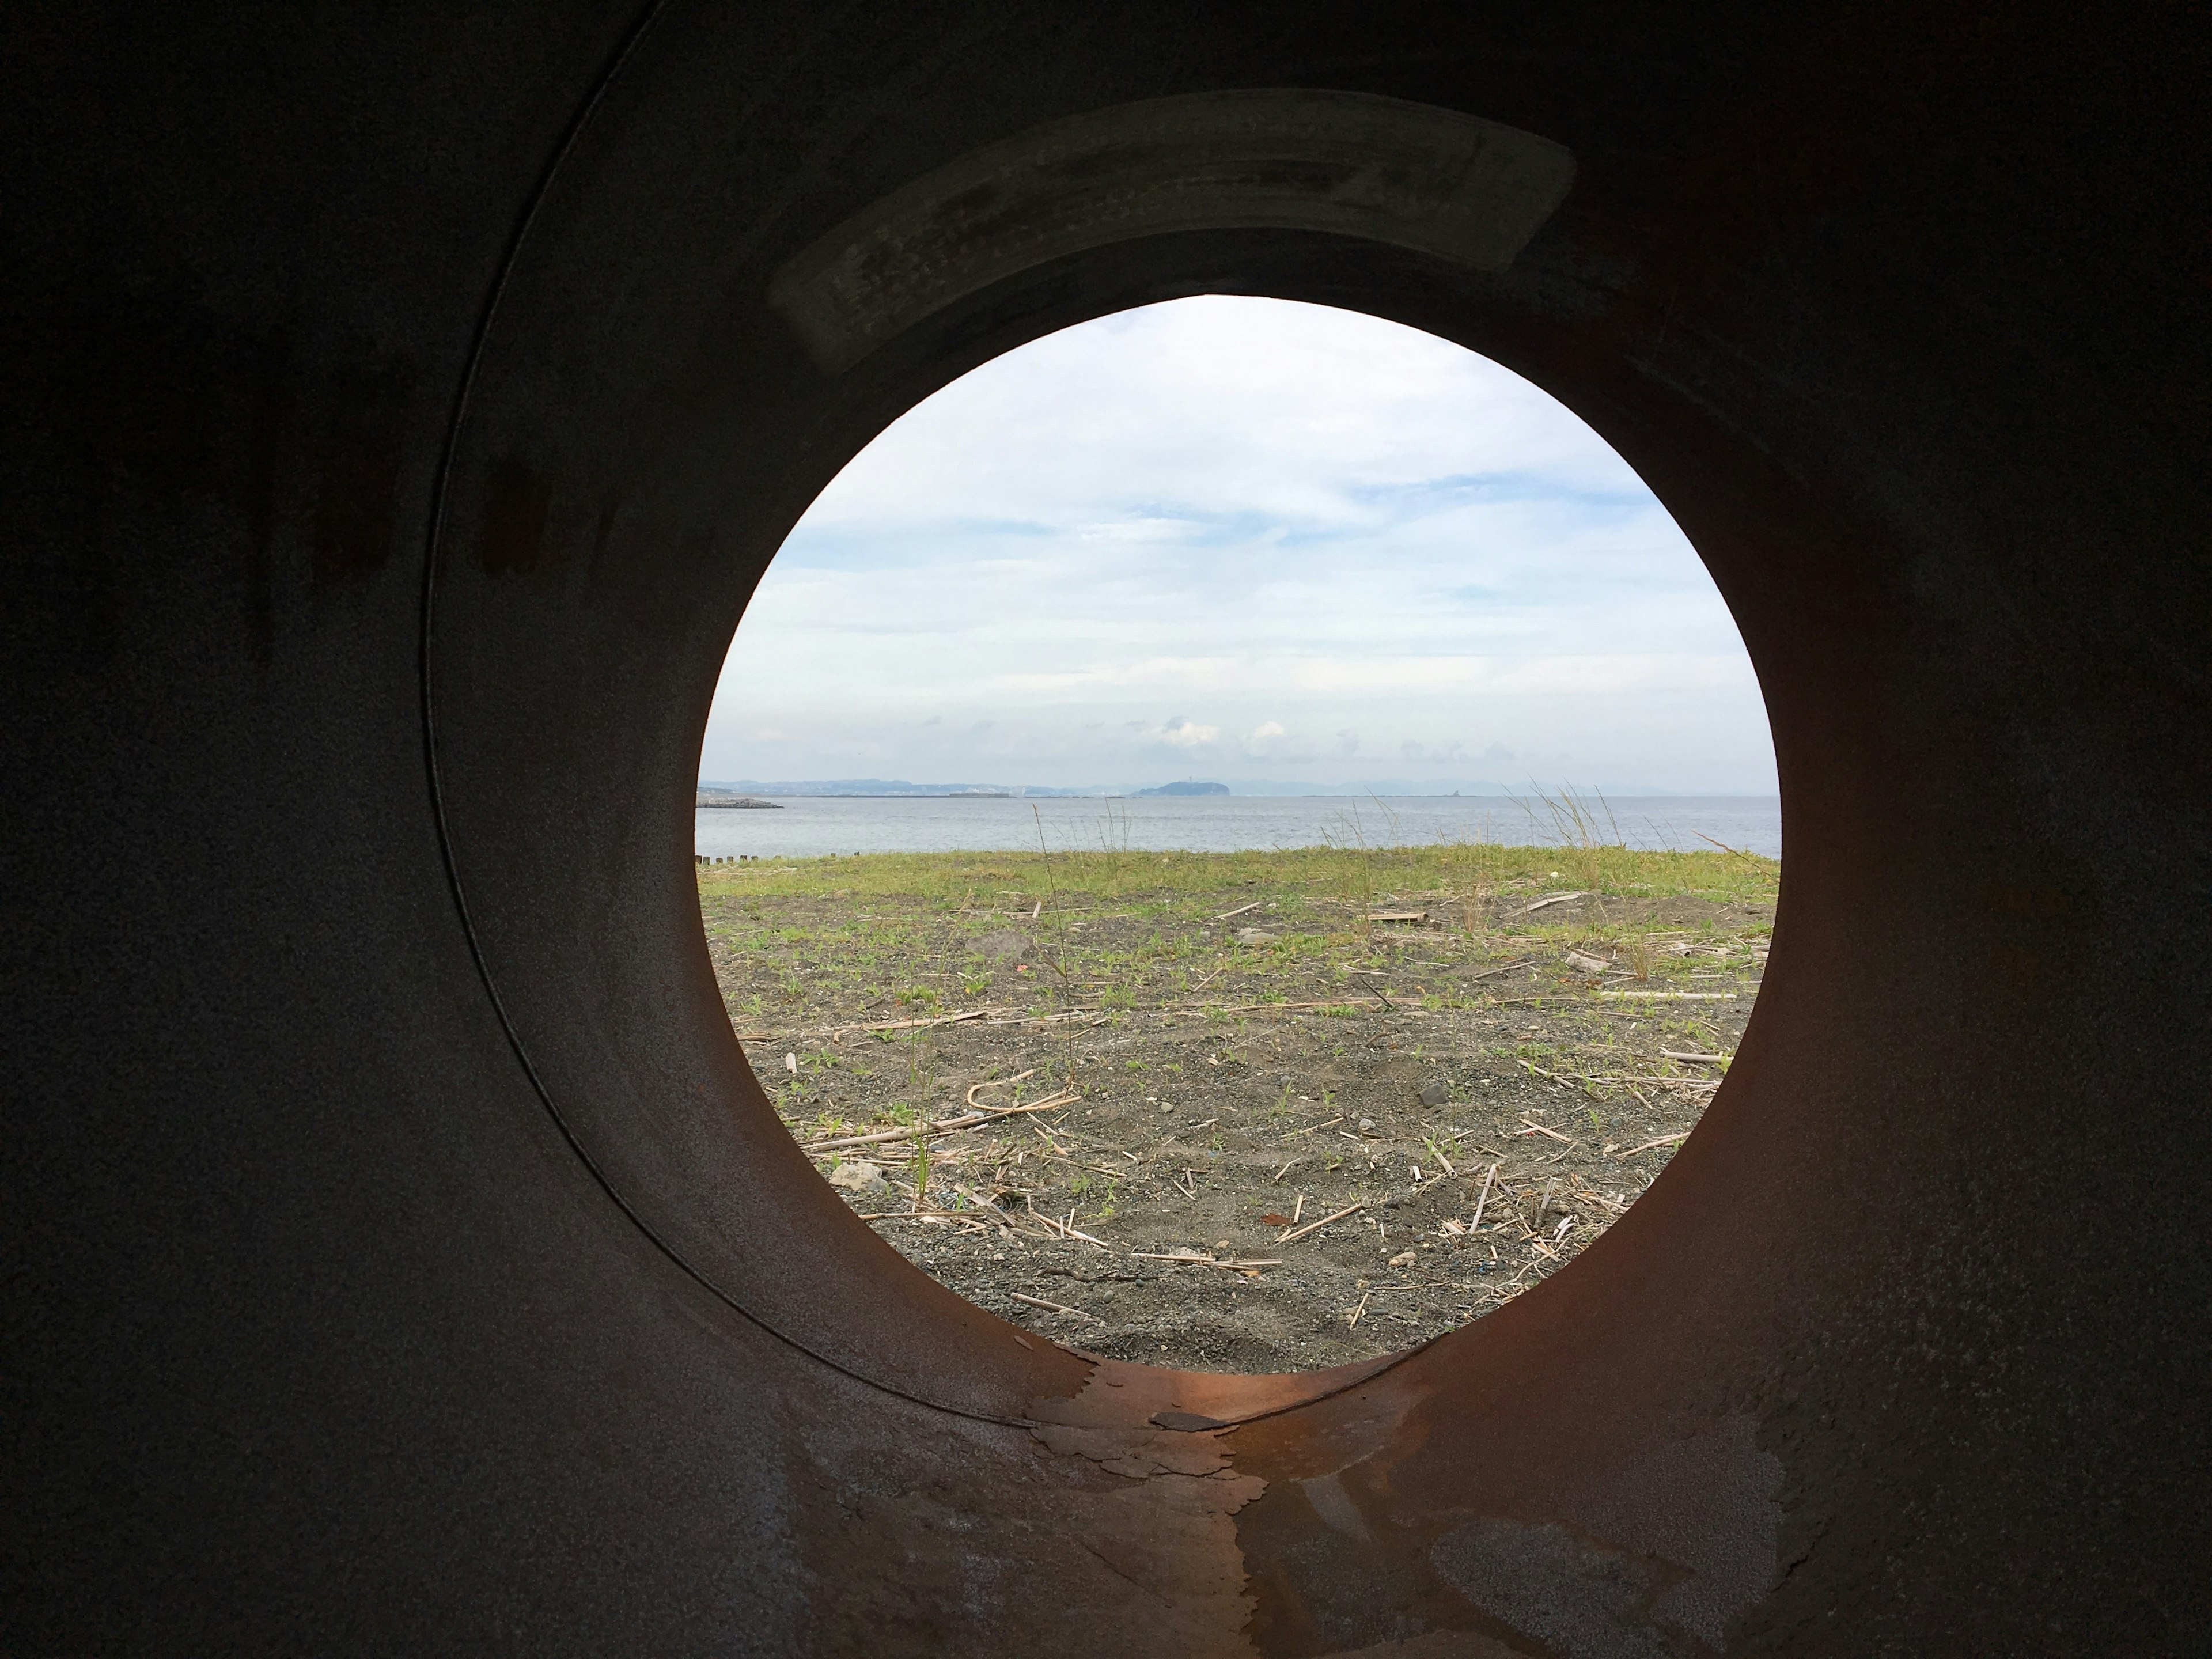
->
6;5;2209;1653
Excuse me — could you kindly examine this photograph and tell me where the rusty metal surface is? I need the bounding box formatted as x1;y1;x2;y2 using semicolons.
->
5;2;2207;1652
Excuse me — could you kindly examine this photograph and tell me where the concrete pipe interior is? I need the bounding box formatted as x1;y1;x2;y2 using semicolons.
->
8;4;2205;1653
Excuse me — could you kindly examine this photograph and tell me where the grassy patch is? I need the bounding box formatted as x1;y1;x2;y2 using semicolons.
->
698;840;1776;910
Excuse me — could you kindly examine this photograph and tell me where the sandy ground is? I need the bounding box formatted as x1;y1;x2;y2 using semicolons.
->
707;856;1771;1373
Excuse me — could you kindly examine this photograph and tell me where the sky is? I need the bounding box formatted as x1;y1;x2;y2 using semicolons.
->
701;296;1775;795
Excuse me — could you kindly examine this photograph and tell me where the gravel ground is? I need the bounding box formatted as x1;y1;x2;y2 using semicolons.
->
705;847;1773;1373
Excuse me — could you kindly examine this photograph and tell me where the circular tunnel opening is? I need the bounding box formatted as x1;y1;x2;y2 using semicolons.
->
691;296;1779;1373
21;14;2193;1647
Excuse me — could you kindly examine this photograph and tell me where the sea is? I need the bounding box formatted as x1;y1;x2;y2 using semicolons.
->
694;794;1781;861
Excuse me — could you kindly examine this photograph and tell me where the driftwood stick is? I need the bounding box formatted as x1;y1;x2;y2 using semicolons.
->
1010;1291;1092;1319
1132;1252;1282;1271
1025;1203;1111;1248
1278;1202;1363;1244
832;1006;997;1038
1463;957;1536;982
1521;892;1584;913
801;1090;1074;1154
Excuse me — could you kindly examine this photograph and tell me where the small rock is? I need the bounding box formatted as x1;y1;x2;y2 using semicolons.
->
1418;1081;1448;1108
1234;927;1276;945
1563;949;1613;975
1388;1251;1418;1269
977;930;1037;963
827;1160;886;1195
1358;1116;1378;1135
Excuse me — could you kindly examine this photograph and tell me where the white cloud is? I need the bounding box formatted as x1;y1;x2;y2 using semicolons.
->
1241;721;1319;763
1158;717;1220;748
702;297;1775;791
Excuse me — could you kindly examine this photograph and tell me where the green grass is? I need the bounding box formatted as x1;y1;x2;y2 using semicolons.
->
700;842;1777;1044
698;841;1776;908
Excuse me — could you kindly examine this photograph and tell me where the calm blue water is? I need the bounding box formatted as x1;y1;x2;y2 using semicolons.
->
694;795;1781;860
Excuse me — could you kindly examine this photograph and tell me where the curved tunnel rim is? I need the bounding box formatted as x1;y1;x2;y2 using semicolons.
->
415;42;1762;1426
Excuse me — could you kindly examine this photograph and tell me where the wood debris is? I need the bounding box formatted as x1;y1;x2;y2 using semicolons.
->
1010;1291;1093;1320
801;1090;1075;1153
1521;892;1584;913
1615;1131;1692;1157
1278;1202;1363;1244
1132;1251;1281;1274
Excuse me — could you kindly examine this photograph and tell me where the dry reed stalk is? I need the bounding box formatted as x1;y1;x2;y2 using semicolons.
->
1010;1291;1092;1319
1278;1202;1363;1244
1469;1162;1500;1230
800;1090;1075;1153
1132;1252;1281;1272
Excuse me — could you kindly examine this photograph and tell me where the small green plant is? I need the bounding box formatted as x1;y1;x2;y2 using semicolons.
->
905;1032;935;1090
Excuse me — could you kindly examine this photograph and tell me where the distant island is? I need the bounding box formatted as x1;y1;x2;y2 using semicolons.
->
695;790;782;809
1137;781;1229;797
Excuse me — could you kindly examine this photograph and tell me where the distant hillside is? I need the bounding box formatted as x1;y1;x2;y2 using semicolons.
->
696;775;1767;799
698;778;1039;797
